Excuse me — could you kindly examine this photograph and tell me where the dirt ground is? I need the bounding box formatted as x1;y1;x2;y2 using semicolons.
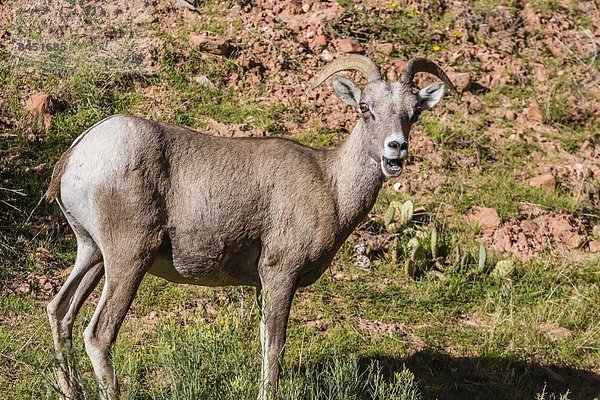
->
1;0;599;285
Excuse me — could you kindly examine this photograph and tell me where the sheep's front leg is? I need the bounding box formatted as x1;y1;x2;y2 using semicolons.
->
257;273;296;400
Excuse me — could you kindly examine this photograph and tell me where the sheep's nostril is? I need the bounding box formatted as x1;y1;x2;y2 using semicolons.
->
400;141;408;152
388;140;400;150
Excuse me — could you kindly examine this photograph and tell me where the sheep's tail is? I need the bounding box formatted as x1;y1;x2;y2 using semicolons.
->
45;147;74;203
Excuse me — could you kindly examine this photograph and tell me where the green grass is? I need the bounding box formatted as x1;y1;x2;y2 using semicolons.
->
1;254;599;399
436;169;581;218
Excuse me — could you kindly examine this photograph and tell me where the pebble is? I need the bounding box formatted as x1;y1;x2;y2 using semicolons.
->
321;49;334;62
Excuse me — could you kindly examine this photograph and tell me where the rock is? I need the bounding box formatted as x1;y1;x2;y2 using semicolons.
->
189;33;237;57
547;215;573;238
539;323;573;341
389;59;405;71
469;207;501;230
355;255;372;269
525;102;543;122
505;110;516;120
321;49;334;62
589;241;600;253
286;0;303;15
312;34;327;50
565;233;584;249
386;68;398;81
593;225;600;239
528;174;555;191
35;247;54;261
318;2;346;21
301;3;310;13
173;0;196;10
443;205;457;217
192;75;215;88
24;92;53;132
337;38;363;54
374;42;394;56
451;72;471;93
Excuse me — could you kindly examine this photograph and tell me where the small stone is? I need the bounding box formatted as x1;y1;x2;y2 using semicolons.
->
505;110;516;120
593;225;600;239
539;323;573;341
589;241;600;253
36;247;54;261
386;68;398;81
566;233;584;249
301;3;311;13
451;72;471;93
321;49;334;62
528;174;555;191
392;182;401;191
525;102;543;122
189;33;237;57
443;205;457;217
389;59;405;71
469;207;501;230
173;0;196;10
374;42;394;56
337;38;363;54
25;92;53;132
287;0;303;14
312;34;327;50
355;255;372;269
192;75;215;87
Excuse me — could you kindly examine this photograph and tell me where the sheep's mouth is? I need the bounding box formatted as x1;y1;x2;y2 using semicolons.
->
381;156;404;177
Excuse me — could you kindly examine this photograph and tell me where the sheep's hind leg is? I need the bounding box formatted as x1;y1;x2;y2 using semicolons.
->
82;242;159;400
47;230;103;400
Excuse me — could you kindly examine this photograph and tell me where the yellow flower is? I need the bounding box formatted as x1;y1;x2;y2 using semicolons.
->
391;2;398;8
414;9;421;14
432;45;440;51
453;31;462;37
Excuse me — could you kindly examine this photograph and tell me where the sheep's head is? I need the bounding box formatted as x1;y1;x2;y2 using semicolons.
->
312;55;455;178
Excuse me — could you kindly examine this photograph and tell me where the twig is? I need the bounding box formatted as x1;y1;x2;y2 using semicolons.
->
0;187;26;196
0;200;23;213
24;194;45;225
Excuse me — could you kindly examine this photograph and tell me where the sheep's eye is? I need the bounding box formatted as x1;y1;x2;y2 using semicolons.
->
411;107;423;123
359;103;369;113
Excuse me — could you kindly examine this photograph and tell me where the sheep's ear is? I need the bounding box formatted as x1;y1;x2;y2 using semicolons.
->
333;76;361;109
417;82;445;110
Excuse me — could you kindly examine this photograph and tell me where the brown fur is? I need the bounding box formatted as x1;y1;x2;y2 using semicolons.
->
45;56;452;400
45;147;73;202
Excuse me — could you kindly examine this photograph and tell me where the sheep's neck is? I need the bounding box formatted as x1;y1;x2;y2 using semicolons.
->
327;119;383;236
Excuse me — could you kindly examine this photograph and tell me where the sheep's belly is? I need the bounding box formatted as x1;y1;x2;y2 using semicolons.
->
146;244;261;287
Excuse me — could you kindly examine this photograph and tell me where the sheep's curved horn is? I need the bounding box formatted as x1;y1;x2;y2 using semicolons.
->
400;57;456;91
310;55;382;89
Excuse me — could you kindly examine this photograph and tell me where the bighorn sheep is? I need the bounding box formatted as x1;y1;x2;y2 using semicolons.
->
46;55;454;399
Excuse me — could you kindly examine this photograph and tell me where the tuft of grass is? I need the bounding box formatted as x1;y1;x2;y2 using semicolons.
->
437;169;581;218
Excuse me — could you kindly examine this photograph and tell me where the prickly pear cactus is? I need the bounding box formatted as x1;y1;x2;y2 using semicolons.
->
383;200;414;233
